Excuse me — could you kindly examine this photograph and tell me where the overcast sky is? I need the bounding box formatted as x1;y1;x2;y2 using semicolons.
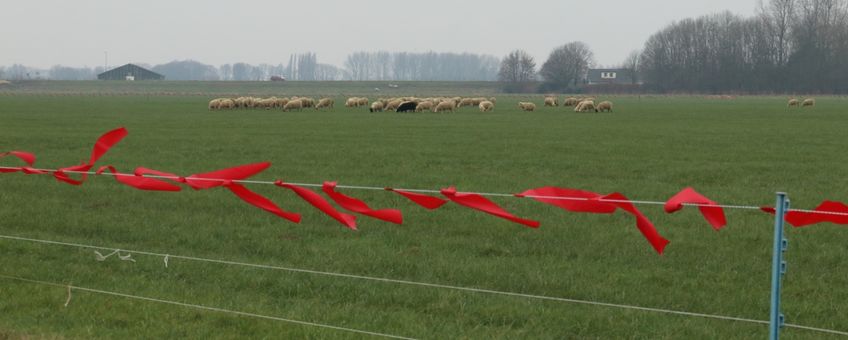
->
2;0;759;70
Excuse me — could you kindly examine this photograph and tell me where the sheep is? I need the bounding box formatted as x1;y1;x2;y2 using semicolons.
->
433;100;455;113
357;97;369;106
574;100;597;112
544;96;559;107
458;98;475;108
385;99;403;111
563;97;579;106
258;98;276;109
479;100;494;112
346;97;360;107
518;102;536;112
300;97;315;108
208;99;221;110
597;101;613;112
276;97;290;108
283;99;303;112
802;98;815;108
315;98;334;109
415;101;434;112
219;99;235;110
369;101;384;112
787;98;799;108
488;97;497;104
396;101;417;113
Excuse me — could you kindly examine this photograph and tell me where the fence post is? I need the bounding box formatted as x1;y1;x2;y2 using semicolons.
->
769;192;789;340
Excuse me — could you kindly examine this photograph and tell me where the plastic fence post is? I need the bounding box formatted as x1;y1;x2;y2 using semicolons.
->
769;192;789;340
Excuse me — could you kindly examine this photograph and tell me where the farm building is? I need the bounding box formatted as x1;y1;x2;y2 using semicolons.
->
586;68;639;85
97;63;164;81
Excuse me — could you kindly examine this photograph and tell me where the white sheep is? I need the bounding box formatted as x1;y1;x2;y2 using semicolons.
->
802;98;815;108
479;101;494;112
415;101;434;112
788;98;799;108
433;100;455;113
597;101;613;112
208;98;221;110
315;98;334;109
574;100;597;112
518;102;536;112
544;97;558;107
369;101;384;112
283;99;303;112
385;99;403;111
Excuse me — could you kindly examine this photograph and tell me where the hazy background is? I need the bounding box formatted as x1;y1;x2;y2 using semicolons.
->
2;0;757;69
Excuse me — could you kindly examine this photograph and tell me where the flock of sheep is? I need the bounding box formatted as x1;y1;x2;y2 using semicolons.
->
208;96;336;111
518;96;613;113
788;98;816;108
352;96;498;113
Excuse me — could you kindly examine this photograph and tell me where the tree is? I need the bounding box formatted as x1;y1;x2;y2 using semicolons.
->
621;50;641;85
152;60;219;81
540;42;594;91
497;50;536;83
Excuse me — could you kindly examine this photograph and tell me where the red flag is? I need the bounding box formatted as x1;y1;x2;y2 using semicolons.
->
601;193;669;254
225;182;301;223
763;201;848;227
518;187;616;214
0;151;45;174
53;127;129;185
96;166;182;191
441;187;540;228
520;187;668;254
184;162;270;190
276;181;357;230
322;182;402;224
390;189;448;210
664;187;727;230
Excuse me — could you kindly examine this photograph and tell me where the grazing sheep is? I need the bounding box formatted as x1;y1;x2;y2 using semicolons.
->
788;98;799;108
458;98;475;108
479;100;494;112
597;101;613;112
563;97;579;106
300;97;315;108
385;99;403;111
276;98;290;108
208;99;222;110
283;99;303;112
574;100;597;112
369;101;384;112
433;100;455;113
258;98;276;109
315;98;334;109
544;96;559;107
488;97;497;104
396;101;417;113
518;102;536;112
346;97;360;107
415;101;434;112
802;98;815;108
357;97;369;106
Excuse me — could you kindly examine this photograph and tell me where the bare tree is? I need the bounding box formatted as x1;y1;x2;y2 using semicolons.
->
540;42;594;91
497;49;536;83
621;50;641;85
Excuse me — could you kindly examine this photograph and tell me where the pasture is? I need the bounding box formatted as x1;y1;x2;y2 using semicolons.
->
1;83;847;339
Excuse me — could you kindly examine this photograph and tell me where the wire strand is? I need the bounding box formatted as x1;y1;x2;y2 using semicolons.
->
0;274;416;340
2;233;847;336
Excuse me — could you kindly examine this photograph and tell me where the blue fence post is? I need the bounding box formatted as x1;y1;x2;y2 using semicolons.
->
769;192;789;340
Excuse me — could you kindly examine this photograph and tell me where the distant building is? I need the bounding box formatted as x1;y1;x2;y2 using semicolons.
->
586;68;639;85
97;64;164;81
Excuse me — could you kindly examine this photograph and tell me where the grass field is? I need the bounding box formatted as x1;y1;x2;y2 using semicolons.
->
1;82;847;339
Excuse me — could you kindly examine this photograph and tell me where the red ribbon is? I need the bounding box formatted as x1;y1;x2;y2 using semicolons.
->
389;188;448;210
226;182;301;223
96;166;182;192
0;151;45;174
276;181;357;230
441;187;540;228
520;187;668;254
762;201;848;227
54;127;129;185
184;162;270;190
322;182;402;224
664;187;727;230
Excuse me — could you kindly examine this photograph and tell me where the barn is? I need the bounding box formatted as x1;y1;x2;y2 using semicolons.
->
97;63;164;81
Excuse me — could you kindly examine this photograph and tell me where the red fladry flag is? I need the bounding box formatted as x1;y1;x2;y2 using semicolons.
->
0;151;45;174
184;162;271;190
664;187;727;230
96;166;182;192
520;187;668;254
225;182;301;223
441;187;540;228
54;127;129;185
389;188;448;210
276;181;357;230
762;201;848;227
322;182;402;224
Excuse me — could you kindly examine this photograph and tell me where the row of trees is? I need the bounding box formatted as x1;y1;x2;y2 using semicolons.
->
497;42;595;92
639;0;848;93
344;51;499;81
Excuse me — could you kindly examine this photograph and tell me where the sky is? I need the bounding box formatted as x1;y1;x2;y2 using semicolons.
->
2;0;759;70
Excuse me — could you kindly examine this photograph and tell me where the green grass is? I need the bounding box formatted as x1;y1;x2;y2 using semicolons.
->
1;87;847;339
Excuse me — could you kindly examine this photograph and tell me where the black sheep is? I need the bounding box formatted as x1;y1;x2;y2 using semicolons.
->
396;101;417;113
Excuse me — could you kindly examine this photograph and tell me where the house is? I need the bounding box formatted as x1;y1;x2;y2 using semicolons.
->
586;68;639;85
97;64;164;80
